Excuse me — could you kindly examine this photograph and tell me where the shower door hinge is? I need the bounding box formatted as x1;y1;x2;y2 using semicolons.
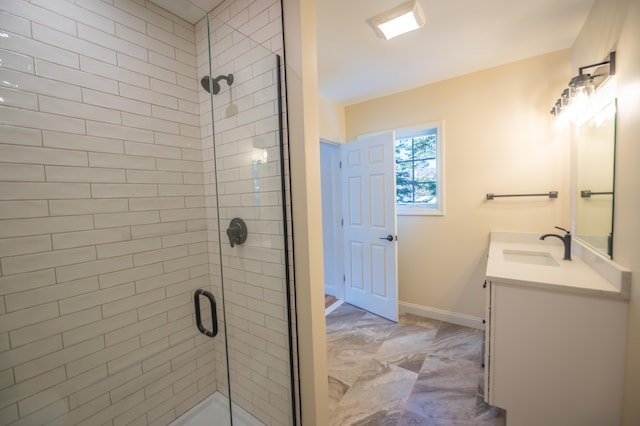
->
343;275;346;282
341;219;344;226
339;161;342;168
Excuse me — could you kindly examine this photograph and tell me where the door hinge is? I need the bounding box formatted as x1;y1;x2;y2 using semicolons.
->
343;275;346;282
339;161;342;168
341;219;344;226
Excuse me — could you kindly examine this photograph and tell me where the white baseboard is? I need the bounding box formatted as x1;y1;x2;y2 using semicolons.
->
325;299;344;316
399;302;484;330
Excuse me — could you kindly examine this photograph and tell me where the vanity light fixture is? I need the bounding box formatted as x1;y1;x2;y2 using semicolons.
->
550;51;616;128
370;0;425;40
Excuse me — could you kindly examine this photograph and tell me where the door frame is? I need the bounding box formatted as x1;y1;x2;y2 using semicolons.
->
320;140;345;300
320;135;400;321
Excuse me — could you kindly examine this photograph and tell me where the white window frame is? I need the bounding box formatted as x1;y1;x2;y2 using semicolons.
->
395;121;445;216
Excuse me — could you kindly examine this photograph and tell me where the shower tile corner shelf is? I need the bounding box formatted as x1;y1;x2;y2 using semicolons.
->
484;232;629;425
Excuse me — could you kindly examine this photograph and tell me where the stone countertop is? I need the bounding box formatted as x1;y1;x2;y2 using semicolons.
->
486;232;630;300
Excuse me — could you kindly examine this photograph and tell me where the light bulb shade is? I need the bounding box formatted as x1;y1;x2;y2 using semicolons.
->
569;73;592;88
550;51;616;129
370;1;425;40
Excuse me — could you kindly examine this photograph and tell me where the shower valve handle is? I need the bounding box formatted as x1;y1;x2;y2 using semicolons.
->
226;218;248;248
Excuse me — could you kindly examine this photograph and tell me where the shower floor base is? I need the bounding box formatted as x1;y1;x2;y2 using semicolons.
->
169;391;263;426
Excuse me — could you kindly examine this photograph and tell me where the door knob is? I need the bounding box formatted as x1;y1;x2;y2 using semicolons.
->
379;234;394;241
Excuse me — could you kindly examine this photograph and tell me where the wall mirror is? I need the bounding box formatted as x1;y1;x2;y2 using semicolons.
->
575;99;617;258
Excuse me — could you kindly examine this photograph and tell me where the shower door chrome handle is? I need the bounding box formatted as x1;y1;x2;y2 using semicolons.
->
194;289;218;337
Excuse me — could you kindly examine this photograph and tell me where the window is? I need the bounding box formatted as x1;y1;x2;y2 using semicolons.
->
395;121;444;215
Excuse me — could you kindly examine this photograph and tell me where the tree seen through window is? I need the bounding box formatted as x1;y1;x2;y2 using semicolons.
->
395;129;438;206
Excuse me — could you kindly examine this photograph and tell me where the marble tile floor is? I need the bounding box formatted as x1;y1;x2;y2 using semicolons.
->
326;303;506;425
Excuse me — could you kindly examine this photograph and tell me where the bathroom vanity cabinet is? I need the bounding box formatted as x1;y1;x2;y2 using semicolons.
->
484;232;630;426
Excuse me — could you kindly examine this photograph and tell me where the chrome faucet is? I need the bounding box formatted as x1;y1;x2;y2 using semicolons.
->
540;226;572;260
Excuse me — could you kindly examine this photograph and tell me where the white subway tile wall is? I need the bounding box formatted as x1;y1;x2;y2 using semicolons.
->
0;0;220;425
1;0;295;425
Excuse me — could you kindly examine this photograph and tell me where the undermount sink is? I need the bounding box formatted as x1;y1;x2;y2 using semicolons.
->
503;249;559;266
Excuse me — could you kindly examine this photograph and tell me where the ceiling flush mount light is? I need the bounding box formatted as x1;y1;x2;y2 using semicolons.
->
370;1;425;40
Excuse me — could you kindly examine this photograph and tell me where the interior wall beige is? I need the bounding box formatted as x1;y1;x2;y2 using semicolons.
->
572;0;640;424
282;0;329;424
345;51;571;318
318;94;346;143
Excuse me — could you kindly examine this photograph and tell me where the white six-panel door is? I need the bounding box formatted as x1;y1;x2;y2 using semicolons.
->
341;132;398;321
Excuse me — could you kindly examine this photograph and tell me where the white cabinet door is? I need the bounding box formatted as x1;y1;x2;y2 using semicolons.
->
488;282;628;425
341;132;398;321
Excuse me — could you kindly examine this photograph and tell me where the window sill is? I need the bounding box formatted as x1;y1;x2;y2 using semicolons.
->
397;205;444;216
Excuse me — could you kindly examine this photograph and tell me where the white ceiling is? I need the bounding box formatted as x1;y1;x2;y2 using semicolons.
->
317;0;595;105
154;0;596;106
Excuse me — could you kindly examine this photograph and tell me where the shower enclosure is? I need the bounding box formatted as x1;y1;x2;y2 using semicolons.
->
0;1;297;425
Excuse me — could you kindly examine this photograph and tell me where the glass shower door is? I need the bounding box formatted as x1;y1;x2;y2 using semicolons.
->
203;15;297;426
